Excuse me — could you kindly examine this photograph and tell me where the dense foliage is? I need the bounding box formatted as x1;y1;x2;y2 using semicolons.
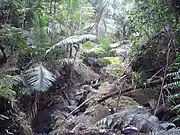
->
0;0;180;134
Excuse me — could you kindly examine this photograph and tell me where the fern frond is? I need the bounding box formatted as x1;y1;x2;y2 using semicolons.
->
23;64;55;93
173;62;180;67
0;85;16;100
0;75;24;88
166;70;180;78
0;74;25;100
170;54;180;68
46;34;97;55
55;58;82;67
95;115;119;130
164;81;180;89
167;52;180;124
164;68;180;89
169;93;180;100
94;107;163;133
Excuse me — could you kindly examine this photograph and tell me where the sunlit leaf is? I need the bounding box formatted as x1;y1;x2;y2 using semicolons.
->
98;57;120;65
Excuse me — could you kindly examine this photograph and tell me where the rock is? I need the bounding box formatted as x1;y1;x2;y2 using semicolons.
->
74;104;111;125
33;99;69;134
98;82;116;94
105;96;139;109
63;104;111;134
51;60;100;87
85;104;111;123
123;87;159;105
85;81;117;107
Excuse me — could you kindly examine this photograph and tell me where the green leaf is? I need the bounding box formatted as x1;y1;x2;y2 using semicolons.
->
98;57;120;65
0;85;16;100
90;47;106;54
81;41;95;50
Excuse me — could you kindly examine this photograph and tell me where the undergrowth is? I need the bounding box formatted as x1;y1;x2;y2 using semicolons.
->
165;52;180;122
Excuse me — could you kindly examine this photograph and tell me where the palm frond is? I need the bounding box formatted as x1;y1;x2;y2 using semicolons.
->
23;64;55;93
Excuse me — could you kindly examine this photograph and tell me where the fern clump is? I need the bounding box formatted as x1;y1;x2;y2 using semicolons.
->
164;69;180;89
0;74;23;100
165;53;180;123
165;52;180;89
0;85;16;100
104;64;123;77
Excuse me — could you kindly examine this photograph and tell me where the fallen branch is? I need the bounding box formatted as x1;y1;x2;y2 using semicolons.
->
67;95;96;117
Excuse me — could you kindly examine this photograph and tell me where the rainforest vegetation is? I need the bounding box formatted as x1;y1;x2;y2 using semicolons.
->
0;0;180;135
